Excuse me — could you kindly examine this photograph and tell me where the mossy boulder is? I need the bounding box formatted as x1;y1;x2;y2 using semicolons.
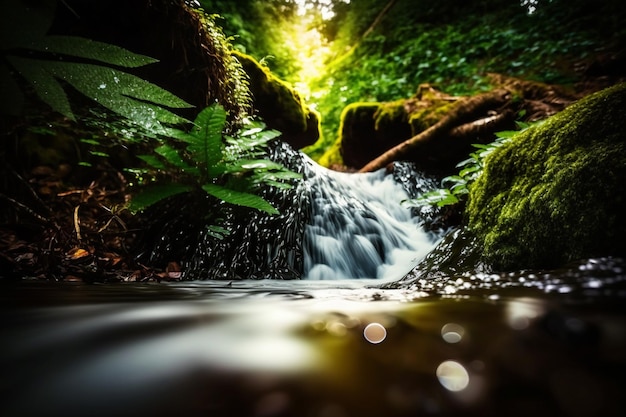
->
234;52;320;149
466;82;626;271
339;101;411;168
336;85;464;170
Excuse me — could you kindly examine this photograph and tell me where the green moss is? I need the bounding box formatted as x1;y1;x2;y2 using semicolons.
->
332;102;379;168
408;100;456;135
373;100;409;134
233;51;319;148
331;100;415;168
339;102;381;141
466;82;626;270
318;140;344;168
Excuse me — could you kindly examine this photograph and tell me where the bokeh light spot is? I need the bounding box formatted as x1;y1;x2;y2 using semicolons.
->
441;323;465;343
363;322;387;344
436;360;470;392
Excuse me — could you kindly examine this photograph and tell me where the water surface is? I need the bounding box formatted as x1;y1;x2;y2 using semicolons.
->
2;270;625;417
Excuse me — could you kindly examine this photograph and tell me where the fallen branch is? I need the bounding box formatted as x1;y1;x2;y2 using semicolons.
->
358;89;512;172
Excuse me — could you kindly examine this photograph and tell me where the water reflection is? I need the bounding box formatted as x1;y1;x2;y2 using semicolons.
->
441;323;465;343
505;297;546;330
436;360;470;392
1;280;625;417
363;322;387;344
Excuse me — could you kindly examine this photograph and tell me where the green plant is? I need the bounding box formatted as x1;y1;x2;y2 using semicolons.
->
1;0;192;129
403;120;535;208
129;104;301;230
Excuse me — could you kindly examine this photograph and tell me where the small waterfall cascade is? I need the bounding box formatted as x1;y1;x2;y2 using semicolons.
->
302;158;439;280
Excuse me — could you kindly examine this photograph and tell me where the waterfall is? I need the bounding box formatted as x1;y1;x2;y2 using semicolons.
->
139;142;442;281
302;157;439;281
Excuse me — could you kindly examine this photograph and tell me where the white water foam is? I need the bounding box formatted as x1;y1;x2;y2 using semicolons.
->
302;158;438;281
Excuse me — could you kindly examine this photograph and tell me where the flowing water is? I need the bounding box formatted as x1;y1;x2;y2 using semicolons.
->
302;159;438;280
2;160;626;417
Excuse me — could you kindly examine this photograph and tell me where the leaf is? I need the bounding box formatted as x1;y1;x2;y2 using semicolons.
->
226;159;285;172
8;56;74;120
206;225;230;239
188;105;228;177
137;154;167;170
202;183;278;215
129;184;192;213
8;57;193;125
435;193;459;207
494;130;519;139
459;164;481;178
28;36;158;68
154;144;196;172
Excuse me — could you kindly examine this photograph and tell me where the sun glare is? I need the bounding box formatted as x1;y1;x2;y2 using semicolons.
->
288;0;350;100
293;0;348;20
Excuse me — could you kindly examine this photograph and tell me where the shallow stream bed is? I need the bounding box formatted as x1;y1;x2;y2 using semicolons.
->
2;273;626;417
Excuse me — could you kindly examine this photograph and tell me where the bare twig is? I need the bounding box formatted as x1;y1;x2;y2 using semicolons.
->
0;193;50;224
73;205;82;241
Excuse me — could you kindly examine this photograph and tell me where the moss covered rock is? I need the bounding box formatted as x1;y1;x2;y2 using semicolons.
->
234;52;320;149
338;101;411;168
336;85;464;170
467;83;626;271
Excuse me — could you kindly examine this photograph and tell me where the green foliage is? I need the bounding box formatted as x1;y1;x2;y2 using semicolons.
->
403;120;534;208
304;0;626;160
1;0;193;128
198;0;301;81
129;104;301;220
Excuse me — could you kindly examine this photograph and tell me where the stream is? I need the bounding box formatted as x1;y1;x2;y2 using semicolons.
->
2;160;626;417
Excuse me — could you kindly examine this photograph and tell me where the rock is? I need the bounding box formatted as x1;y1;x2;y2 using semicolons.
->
336;85;484;173
234;52;320;149
339;101;412;168
467;82;626;270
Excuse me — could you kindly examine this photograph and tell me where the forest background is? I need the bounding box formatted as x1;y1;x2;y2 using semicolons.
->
200;0;625;164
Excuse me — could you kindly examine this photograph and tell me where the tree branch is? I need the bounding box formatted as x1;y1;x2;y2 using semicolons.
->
358;89;511;172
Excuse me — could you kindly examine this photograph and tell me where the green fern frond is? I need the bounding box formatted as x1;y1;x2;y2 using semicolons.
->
137;154;168;170
129;184;193;213
25;36;159;68
187;105;227;177
202;183;279;215
154;145;197;173
7;57;192;127
7;56;74;120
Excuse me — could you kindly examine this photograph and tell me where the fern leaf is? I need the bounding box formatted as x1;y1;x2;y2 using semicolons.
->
155;145;199;174
225;159;285;172
8;56;74;120
29;36;158;68
188;105;227;177
206;225;230;239
49;61;191;129
250;170;301;187
225;129;281;156
129;183;192;213
202;183;278;215
137;154;167;170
